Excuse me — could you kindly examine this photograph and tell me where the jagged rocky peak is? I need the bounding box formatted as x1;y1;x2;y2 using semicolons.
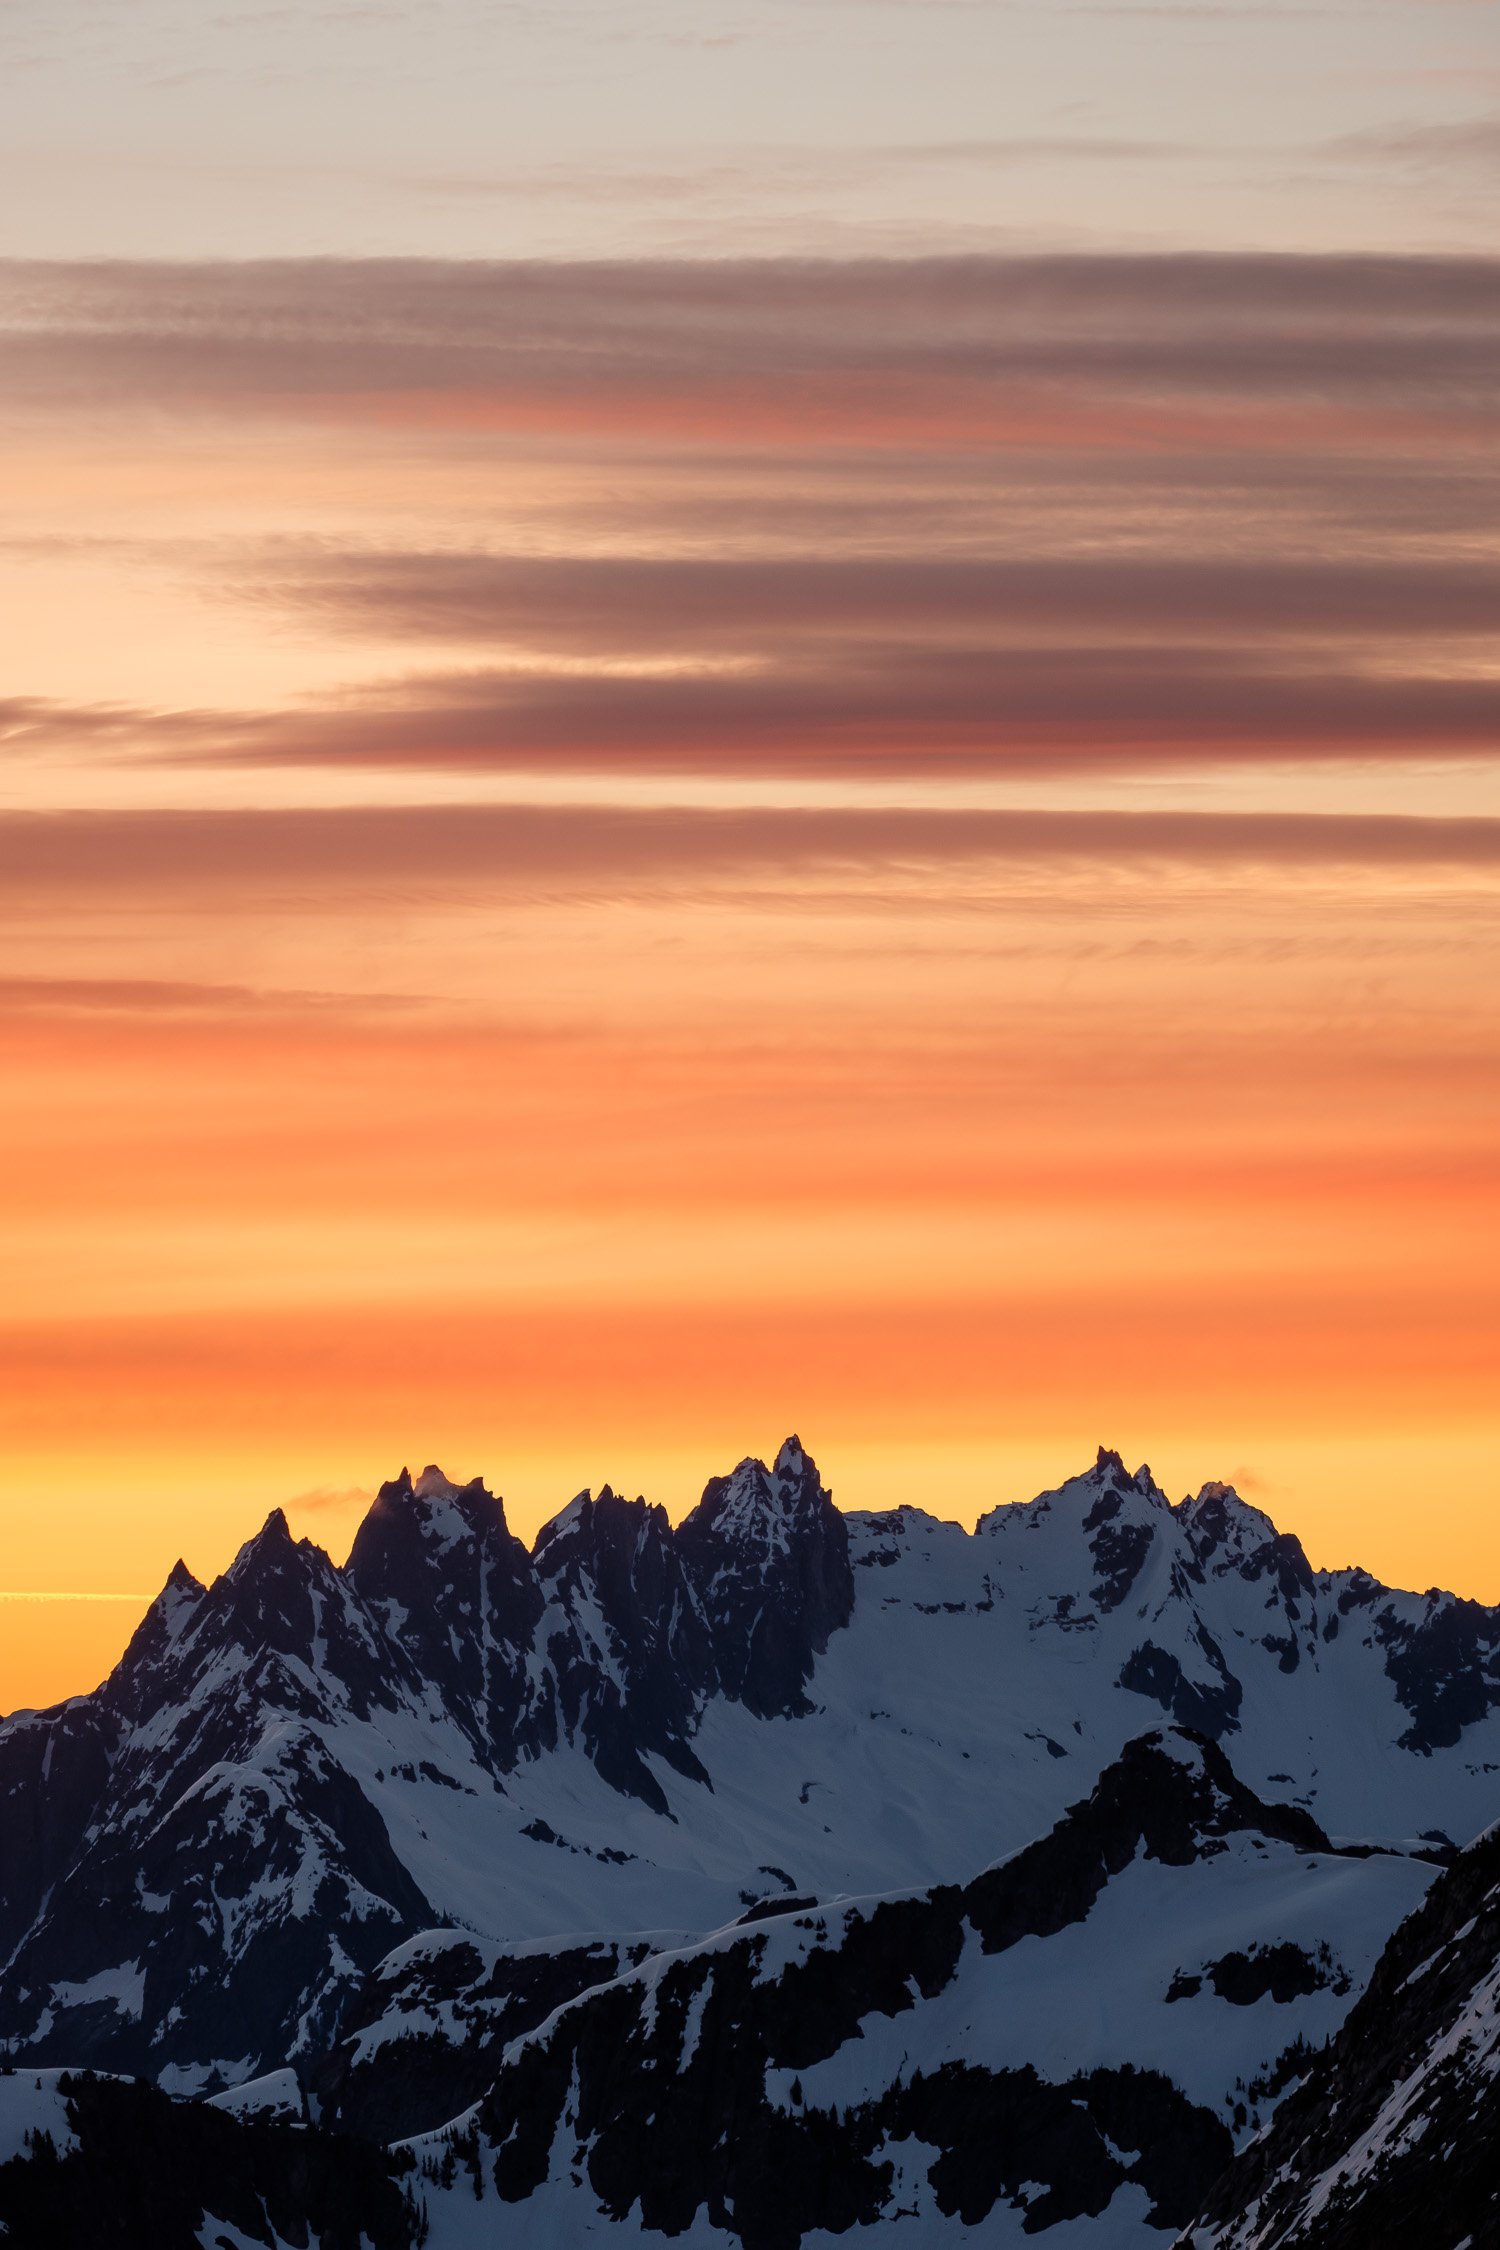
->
359;1462;503;1527
532;1483;716;1811
100;1555;207;1720
208;1508;398;1681
677;1435;853;1718
99;1503;412;1737
1176;1480;1281;1563
531;1486;592;1563
346;1460;531;1586
1078;1444;1167;1507
218;1506;329;1625
233;1503;294;1560
410;1462;488;1502
773;1430;817;1485
343;1464;544;1761
530;1485;701;1647
977;1445;1174;1616
533;1484;668;1573
980;1444;1170;1534
685;1433;829;1557
1172;1477;1319;1613
218;1505;348;1610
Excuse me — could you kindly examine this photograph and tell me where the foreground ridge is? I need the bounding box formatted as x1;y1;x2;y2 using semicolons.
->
0;1729;1446;2250
1179;1808;1500;2250
397;1729;1423;2246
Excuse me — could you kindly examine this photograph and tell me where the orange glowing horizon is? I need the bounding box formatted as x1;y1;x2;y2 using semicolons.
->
3;248;1497;1714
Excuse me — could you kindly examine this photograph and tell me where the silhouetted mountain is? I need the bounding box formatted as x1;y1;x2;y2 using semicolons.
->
1;1436;1497;2245
675;1434;853;1717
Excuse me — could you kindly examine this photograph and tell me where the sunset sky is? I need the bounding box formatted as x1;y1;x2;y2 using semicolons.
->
3;0;1498;1711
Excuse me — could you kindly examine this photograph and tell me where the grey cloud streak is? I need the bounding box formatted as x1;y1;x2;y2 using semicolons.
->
3;803;1498;910
2;253;1497;423
10;643;1497;775
8;250;1495;787
1330;115;1500;173
266;551;1500;650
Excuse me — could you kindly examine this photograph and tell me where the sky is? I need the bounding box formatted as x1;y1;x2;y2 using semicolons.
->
2;0;1498;1711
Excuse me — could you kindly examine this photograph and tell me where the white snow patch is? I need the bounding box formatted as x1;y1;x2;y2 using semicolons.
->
206;2066;304;2123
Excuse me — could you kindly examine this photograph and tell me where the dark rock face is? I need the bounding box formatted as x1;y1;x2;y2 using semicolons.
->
479;2022;1229;2250
1118;1636;1244;1739
459;1732;1342;2250
676;1436;854;1718
533;1486;715;1810
0;1704;117;1969
1168;1943;1349;2008
900;2062;1233;2237
1180;1816;1500;2250
121;1508;417;1742
346;1466;545;1765
317;1930;663;2141
957;1730;1334;1979
0;2072;421;2250
1083;1450;1165;1610
1376;1592;1500;1752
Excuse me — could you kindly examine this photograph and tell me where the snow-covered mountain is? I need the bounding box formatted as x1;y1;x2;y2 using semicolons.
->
2;1435;1498;2247
401;1729;1434;2249
2;1439;1497;2091
1180;1804;1500;2249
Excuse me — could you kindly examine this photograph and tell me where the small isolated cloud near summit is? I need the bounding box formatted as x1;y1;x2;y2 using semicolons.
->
285;1485;375;1516
1222;1464;1276;1497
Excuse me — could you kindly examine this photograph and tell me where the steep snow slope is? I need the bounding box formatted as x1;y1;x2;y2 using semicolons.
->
844;1465;1500;1846
1;1439;1495;2097
1180;1811;1500;2249
406;1733;1434;2250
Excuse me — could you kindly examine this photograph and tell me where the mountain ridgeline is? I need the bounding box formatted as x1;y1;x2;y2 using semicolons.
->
3;1438;1500;2249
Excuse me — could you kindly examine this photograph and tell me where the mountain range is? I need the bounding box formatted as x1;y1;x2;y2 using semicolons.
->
2;1437;1498;2247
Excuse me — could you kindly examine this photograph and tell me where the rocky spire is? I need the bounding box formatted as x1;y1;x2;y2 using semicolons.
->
676;1436;853;1718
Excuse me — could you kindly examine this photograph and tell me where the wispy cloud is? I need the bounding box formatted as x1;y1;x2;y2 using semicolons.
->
1329;113;1500;170
259;550;1500;650
285;1484;374;1513
10;649;1494;778
3;253;1494;785
0;1590;152;1602
4;253;1496;429
397;134;1212;208
2;804;1497;920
